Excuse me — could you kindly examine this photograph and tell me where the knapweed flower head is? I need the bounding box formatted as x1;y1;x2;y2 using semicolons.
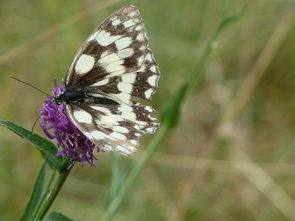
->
39;80;102;165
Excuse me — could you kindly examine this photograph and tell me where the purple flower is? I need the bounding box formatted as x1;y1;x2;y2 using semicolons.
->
39;80;102;165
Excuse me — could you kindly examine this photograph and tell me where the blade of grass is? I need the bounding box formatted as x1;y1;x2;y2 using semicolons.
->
105;152;122;207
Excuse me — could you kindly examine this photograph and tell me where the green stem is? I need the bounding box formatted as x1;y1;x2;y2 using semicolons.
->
30;169;57;221
102;124;168;221
106;153;120;206
35;166;72;220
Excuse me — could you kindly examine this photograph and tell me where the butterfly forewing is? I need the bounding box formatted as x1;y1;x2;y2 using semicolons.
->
63;5;160;155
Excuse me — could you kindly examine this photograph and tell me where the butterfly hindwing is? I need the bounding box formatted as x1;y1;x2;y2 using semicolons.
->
66;102;158;155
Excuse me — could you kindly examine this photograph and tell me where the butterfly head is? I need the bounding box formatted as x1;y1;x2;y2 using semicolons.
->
51;96;64;105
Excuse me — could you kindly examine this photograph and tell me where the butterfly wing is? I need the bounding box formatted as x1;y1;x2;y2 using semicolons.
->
64;5;160;155
66;102;158;155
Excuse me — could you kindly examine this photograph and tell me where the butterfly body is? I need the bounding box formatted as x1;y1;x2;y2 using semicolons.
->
54;88;120;106
57;5;160;156
54;89;85;104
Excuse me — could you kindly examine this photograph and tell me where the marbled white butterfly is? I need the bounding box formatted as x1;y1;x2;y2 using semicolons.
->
53;5;160;155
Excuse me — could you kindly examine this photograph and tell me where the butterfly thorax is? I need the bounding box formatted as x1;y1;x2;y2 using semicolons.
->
52;88;120;106
52;88;86;105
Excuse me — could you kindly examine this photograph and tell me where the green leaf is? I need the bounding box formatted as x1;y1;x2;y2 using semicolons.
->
45;211;75;221
19;163;46;221
0;120;66;172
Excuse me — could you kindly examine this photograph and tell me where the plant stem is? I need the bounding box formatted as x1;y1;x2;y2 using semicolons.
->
30;169;57;221
35;166;72;220
106;153;121;206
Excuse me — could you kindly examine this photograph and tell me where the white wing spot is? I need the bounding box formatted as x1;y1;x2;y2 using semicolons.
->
88;31;99;41
73;110;92;124
118;48;134;58
138;55;145;64
118;105;132;113
146;53;153;62
148;75;157;87
96;31;121;46
91;131;107;140
128;11;138;17
135;25;143;31
115;37;132;50
90;106;112;114
99;115;121;125
117;82;133;94
144;88;154;99
110;132;127;140
112;18;121;26
136;33;145;41
115;145;131;155
144;106;154;112
95;30;106;40
118;105;136;120
90;78;109;86
98;53;124;73
100;50;109;58
131;140;137;145
123;19;136;28
137;63;146;72
150;65;157;73
113;126;129;133
146;127;156;133
122;73;136;83
116;93;131;104
75;54;95;75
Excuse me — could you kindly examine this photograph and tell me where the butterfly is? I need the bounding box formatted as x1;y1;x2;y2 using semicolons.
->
52;5;160;156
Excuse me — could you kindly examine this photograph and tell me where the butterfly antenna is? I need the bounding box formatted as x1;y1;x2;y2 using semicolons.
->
31;115;40;133
10;75;51;97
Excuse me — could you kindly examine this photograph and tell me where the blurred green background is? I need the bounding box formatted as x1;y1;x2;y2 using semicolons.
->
1;0;295;220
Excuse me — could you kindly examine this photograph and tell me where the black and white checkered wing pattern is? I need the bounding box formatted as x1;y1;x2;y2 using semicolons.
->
64;5;160;155
66;102;158;155
65;5;160;98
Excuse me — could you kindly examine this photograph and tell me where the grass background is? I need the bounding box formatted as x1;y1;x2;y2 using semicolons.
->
0;0;295;220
